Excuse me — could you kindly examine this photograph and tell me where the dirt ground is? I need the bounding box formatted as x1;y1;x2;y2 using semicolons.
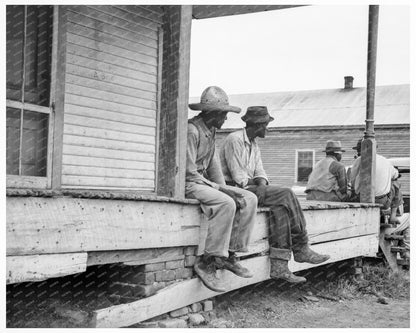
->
6;259;411;329
206;280;410;328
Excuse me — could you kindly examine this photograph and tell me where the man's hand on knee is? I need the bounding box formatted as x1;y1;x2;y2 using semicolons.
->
255;184;267;206
218;186;246;209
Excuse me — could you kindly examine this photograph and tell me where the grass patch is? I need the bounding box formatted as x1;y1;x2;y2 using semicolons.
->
313;259;410;300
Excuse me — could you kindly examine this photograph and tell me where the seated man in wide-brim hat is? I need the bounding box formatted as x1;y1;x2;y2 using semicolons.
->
220;106;330;284
186;86;258;293
305;140;349;202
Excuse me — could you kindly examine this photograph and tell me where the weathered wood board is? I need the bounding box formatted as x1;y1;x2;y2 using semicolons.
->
7;196;379;258
7;197;201;255
289;234;379;272
87;247;185;266
6;253;88;284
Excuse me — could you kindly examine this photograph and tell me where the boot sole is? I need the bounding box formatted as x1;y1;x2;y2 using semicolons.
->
194;267;227;293
271;276;306;283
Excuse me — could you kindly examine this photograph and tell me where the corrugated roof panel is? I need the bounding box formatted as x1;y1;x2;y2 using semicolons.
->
189;84;409;128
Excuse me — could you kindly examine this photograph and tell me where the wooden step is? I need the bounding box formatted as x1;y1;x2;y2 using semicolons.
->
390;246;406;253
397;258;410;266
384;234;404;241
380;223;393;228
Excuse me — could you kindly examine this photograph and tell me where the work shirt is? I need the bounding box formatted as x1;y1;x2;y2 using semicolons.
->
350;154;398;197
306;156;347;195
186;115;225;188
220;128;268;188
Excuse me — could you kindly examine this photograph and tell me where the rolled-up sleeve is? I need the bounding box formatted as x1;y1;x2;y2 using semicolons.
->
222;136;250;187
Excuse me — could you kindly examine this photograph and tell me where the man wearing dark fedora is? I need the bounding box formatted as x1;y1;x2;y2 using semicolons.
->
220;106;330;284
306;140;349;202
186;86;258;293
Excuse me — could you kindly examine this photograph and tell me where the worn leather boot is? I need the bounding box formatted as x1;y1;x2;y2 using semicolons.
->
270;248;306;283
215;253;253;278
293;245;330;264
194;255;227;293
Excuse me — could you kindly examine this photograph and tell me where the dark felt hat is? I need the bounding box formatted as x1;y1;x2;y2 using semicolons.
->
323;140;346;153
241;106;275;124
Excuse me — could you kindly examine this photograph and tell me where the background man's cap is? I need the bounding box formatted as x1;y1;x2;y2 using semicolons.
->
189;86;241;113
323;140;346;153
241;106;275;123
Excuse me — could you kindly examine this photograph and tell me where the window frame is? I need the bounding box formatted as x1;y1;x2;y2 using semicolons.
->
295;149;315;184
6;5;57;189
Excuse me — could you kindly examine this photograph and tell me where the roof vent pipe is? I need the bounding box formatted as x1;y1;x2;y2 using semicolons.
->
344;76;354;89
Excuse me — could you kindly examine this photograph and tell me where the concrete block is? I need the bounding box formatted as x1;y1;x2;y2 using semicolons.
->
169;306;189;318
188;313;205;326
53;306;89;325
138;262;165;272
137;272;156;285
190;302;203;313
203;300;213;312
161;270;176;282
184;246;197;256
108;266;155;285
155;271;163;282
165;259;184;270
134;321;159;328
185;255;196;267
158;319;188;328
175;267;193;279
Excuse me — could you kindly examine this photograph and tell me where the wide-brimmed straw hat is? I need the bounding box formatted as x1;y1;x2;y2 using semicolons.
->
189;86;241;113
241;106;275;124
323;140;346;153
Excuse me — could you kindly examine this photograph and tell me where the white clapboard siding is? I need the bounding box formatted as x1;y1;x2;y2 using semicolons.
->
67;10;159;48
62;5;161;190
64;124;156;146
66;44;157;76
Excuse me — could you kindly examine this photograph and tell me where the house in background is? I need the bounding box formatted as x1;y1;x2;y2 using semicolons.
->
212;77;410;195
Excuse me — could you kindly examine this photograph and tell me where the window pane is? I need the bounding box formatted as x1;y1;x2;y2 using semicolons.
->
21;110;49;176
297;151;313;182
6;107;21;175
6;5;25;101
24;6;53;106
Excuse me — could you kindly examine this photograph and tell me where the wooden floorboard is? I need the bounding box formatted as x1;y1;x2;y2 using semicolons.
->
6;253;88;284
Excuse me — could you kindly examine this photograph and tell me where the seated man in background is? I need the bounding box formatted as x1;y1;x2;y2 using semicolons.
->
220;106;330;284
305;141;349;202
186;86;258;293
349;138;403;223
390;205;410;260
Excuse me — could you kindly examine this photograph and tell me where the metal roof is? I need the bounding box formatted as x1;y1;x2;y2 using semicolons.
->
189;84;410;129
192;5;303;20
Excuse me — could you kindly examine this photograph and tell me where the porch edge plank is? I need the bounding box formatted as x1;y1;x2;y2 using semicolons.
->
6;252;88;284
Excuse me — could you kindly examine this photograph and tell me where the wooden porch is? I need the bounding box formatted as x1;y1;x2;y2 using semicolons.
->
6;189;380;327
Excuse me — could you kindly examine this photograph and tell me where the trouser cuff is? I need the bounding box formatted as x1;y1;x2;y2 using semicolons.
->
270;247;292;261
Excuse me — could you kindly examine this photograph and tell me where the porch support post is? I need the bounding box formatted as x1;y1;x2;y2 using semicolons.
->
157;5;192;198
360;5;379;203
